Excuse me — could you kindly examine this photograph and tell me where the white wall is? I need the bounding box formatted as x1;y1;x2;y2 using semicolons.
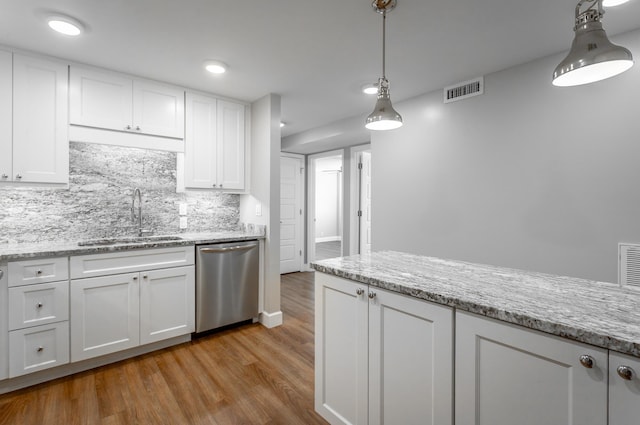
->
372;28;640;283
240;94;282;326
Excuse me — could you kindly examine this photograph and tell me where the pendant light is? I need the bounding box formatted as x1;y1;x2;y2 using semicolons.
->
552;0;634;87
366;0;403;131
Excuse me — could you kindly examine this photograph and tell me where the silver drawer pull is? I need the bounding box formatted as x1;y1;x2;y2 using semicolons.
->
356;288;364;296
36;302;43;309
37;346;44;353
617;365;634;381
368;291;377;300
36;269;42;275
579;354;594;369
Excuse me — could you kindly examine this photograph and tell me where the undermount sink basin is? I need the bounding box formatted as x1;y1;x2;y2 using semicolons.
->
78;235;183;246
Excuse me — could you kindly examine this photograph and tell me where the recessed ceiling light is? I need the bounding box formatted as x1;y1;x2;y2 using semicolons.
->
204;60;227;74
362;83;379;95
280;122;286;128
47;15;84;36
602;0;630;6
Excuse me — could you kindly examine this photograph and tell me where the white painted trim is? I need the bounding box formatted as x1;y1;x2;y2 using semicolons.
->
69;125;185;152
316;236;341;243
0;335;190;395
349;145;371;255
259;310;283;328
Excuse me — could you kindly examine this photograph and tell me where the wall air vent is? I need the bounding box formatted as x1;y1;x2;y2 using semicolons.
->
444;77;484;104
619;243;640;288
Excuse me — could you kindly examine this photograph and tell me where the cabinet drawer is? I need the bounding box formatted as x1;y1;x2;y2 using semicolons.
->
8;281;69;330
8;257;69;287
9;321;69;377
70;246;195;279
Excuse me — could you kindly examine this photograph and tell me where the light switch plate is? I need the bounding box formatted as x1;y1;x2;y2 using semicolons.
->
255;203;262;216
179;217;188;229
179;203;188;216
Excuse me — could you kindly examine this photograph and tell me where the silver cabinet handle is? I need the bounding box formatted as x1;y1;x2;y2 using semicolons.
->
133;276;138;280
142;274;148;279
36;302;43;309
212;184;217;188
15;174;22;179
200;245;255;254
1;173;7;179
37;346;44;353
219;184;223;188
617;365;634;381
136;126;141;131
579;355;594;369
36;269;42;275
356;288;364;296
368;291;377;299
125;125;132;130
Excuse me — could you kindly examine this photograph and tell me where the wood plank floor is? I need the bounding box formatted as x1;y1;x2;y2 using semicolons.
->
0;272;327;425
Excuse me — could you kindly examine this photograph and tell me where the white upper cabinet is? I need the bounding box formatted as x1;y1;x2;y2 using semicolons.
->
0;50;12;182
1;53;69;184
70;66;184;139
184;93;246;191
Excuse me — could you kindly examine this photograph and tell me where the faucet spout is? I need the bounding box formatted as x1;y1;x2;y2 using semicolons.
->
131;188;144;237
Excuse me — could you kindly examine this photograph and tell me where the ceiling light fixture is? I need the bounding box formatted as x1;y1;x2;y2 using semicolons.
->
47;14;84;36
602;0;630;6
552;0;634;86
204;60;227;74
280;122;285;128
365;0;403;131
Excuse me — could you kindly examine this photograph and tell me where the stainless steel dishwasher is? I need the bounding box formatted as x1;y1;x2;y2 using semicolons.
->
195;240;259;333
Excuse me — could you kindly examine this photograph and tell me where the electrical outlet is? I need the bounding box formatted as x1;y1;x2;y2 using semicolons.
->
255;203;262;216
179;203;188;216
179;216;188;229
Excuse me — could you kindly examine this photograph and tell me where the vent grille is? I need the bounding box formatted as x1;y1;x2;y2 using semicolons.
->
444;77;484;104
619;243;640;288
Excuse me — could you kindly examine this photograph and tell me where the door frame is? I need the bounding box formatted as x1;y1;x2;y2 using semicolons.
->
307;150;344;268
349;144;372;255
280;153;305;274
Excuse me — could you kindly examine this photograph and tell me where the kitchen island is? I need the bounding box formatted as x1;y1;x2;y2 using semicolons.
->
312;251;640;425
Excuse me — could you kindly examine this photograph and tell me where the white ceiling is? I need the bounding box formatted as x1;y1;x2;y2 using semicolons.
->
1;0;639;143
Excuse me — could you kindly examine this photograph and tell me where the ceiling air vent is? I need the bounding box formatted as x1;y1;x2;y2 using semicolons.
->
619;243;640;288
444;77;484;104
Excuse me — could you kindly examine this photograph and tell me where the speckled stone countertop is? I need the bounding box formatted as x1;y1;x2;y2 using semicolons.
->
312;251;640;358
0;231;264;262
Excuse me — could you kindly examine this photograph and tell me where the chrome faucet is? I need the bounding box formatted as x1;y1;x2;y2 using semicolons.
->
131;188;151;237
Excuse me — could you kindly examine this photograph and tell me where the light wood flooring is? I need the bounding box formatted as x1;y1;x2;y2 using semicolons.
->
0;272;327;425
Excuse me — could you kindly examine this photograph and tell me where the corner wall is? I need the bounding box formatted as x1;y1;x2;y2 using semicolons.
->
372;29;640;283
241;94;282;326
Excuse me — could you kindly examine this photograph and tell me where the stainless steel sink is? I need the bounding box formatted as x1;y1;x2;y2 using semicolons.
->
78;235;183;246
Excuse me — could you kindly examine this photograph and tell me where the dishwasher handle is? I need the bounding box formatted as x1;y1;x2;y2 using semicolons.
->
199;244;256;254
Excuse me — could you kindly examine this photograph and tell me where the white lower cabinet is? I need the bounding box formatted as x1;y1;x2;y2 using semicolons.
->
140;266;195;345
70;273;140;361
455;311;608;425
315;272;453;425
0;265;8;380
8;322;69;377
609;351;640;425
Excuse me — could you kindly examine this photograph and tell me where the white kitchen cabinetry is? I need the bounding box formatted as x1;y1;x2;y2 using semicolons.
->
70;66;184;139
609;351;640;424
0;265;8;381
184;93;246;191
70;247;195;362
6;256;70;378
0;51;11;182
315;273;453;425
1;53;68;184
455;311;608;425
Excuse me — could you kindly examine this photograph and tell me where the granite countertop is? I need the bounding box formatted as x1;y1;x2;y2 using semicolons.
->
311;251;640;358
0;230;264;262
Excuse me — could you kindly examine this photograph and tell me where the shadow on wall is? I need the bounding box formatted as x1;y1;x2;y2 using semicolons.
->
0;142;240;243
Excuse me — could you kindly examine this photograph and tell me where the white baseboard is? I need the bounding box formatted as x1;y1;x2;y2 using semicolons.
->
315;236;341;243
259;310;283;328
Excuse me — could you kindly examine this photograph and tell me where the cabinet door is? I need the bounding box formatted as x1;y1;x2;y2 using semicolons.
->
69;66;133;131
13;54;68;184
8;281;69;330
70;273;140;361
184;92;217;188
0;50;11;182
8;321;69;377
140;266;195;345
217;100;245;190
0;265;8;380
368;288;453;425
315;273;368;425
455;311;607;425
609;351;640;425
133;80;184;139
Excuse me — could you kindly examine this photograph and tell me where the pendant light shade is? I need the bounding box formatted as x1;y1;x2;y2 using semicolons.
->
366;0;403;131
553;0;633;86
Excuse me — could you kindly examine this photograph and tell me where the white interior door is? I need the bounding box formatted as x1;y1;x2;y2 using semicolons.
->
280;155;304;274
359;151;372;255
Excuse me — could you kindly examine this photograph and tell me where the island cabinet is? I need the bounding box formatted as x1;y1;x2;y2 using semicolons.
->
184;92;246;191
69;247;195;362
315;272;454;425
609;352;640;424
69;66;185;140
455;311;608;425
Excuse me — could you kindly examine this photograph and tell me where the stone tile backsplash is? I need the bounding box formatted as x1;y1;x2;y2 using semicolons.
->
0;142;240;243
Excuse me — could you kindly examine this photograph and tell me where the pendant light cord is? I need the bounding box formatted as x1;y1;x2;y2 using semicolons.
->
382;10;387;79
